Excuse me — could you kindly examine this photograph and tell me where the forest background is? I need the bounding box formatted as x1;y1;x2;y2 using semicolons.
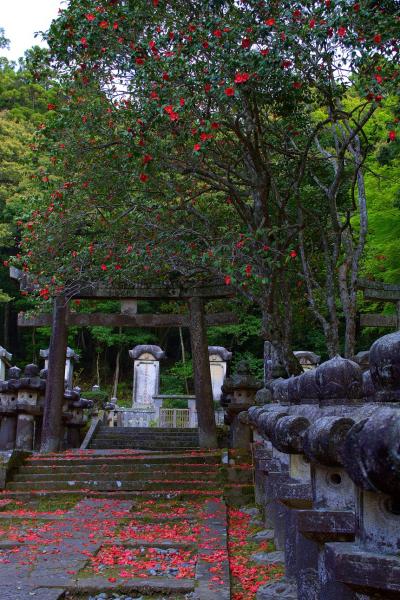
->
0;5;399;406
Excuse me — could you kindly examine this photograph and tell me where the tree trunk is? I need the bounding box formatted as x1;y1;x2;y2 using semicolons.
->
96;351;101;387
179;326;190;395
188;297;217;448
40;296;68;453
112;350;120;399
3;303;9;350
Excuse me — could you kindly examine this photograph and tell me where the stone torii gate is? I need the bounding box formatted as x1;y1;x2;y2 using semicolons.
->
358;279;400;329
11;270;235;452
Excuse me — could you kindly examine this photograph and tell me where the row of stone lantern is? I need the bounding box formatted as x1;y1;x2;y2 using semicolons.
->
247;331;400;600
0;347;92;452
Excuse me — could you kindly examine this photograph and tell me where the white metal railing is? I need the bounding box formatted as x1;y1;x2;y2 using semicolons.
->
159;408;190;428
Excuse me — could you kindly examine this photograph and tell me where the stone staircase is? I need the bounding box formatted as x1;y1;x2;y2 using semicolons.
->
5;450;222;495
89;425;200;450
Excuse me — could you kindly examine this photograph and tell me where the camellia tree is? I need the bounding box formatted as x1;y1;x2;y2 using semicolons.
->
12;0;399;371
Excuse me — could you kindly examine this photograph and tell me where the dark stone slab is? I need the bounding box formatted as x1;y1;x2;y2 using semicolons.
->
325;542;400;595
296;510;356;543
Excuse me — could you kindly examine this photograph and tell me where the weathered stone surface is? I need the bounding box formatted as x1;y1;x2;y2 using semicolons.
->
250;529;275;541
251;551;285;565
256;579;297;599
316;355;363;404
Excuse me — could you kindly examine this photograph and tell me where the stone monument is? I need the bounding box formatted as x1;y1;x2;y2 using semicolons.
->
208;346;232;402
129;345;165;406
125;345;166;427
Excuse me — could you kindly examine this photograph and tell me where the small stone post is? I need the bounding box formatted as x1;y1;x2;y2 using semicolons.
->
40;296;68;453
188;297;217;448
0;347;12;381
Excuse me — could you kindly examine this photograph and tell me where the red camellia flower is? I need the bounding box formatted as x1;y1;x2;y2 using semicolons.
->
136;57;145;65
389;130;396;141
153;0;159;6
235;72;250;84
47;103;56;110
194;143;201;152
338;26;346;37
39;288;50;299
265;18;275;26
375;73;383;84
225;87;235;96
241;38;251;48
99;20;108;28
224;275;231;285
143;154;153;164
139;173;149;182
290;250;298;258
101;264;107;271
86;13;95;21
204;83;211;92
213;29;222;37
309;19;316;28
164;105;179;121
245;264;252;276
374;34;382;43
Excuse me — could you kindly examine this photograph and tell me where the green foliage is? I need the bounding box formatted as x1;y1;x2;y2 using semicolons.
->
82;388;109;407
361;96;400;284
230;351;264;381
160;360;193;396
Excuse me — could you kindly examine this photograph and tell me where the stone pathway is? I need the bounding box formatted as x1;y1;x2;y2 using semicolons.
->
0;449;284;599
0;496;230;599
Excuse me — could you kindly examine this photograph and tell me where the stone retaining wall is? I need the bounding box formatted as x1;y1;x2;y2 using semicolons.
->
248;331;400;600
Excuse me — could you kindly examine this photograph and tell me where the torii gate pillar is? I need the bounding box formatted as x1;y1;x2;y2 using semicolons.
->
40;296;68;453
188;297;218;448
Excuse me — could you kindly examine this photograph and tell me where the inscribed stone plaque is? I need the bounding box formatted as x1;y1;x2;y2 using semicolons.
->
209;356;227;402
133;359;159;405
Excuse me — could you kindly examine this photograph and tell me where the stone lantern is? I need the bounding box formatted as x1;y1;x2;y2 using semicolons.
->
294;350;321;372
40;347;80;390
221;360;262;449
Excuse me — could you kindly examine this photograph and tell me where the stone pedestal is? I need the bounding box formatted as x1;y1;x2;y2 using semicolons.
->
15;414;35;451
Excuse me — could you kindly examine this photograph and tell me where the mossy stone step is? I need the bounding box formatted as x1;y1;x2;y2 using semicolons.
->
12;470;220;482
6;479;222;492
19;462;219;474
25;453;221;466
